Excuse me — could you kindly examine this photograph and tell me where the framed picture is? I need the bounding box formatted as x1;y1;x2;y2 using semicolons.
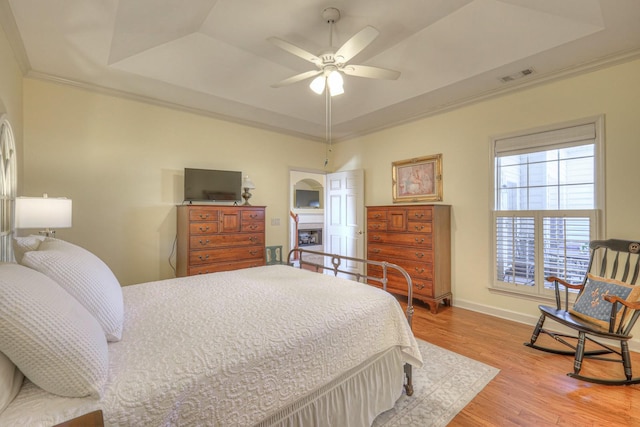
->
392;154;443;203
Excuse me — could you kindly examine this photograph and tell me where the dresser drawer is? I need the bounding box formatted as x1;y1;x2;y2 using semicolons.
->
189;209;219;222
367;257;433;281
367;221;387;231
188;258;265;275
189;222;219;235
368;232;432;248
189;246;264;265
367;273;434;298
367;210;387;220
407;208;432;222
190;233;264;249
241;221;265;232
368;244;433;263
242;210;265;221
407;221;432;233
368;272;434;298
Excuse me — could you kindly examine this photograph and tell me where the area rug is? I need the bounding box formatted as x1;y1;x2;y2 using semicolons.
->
373;339;499;427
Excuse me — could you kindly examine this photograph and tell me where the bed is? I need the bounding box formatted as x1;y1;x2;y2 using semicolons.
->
0;238;422;426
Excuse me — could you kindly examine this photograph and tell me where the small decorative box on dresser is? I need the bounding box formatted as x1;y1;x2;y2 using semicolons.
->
176;205;266;276
366;204;451;314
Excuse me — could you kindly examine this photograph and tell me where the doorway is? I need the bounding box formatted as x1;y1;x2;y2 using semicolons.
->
288;169;364;276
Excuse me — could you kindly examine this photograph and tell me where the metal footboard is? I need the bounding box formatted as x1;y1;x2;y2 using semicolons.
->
286;248;416;396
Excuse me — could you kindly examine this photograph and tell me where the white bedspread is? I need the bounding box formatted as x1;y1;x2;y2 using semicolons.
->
0;265;422;426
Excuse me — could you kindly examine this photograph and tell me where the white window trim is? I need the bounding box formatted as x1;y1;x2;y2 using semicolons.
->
488;115;606;298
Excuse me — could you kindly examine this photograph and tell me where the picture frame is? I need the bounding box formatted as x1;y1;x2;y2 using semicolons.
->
392;154;443;203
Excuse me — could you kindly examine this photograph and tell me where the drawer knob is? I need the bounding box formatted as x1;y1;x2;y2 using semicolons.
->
199;226;210;232
198;214;210;219
249;225;258;230
249;236;258;243
249;250;258;255
373;224;380;229
373;236;381;241
372;248;380;254
414;267;425;274
414;225;425;231
416;283;425;290
374;214;381;218
415;252;424;258
249;214;258;219
198;254;210;261
198;239;210;246
414;212;424;218
414;237;425;244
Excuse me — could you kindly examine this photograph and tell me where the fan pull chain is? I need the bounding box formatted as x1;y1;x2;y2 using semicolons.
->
324;80;332;167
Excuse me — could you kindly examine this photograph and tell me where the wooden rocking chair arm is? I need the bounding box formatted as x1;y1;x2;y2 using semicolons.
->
603;295;640;310
545;276;583;290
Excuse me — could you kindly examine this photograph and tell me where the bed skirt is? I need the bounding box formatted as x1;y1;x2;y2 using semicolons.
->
257;346;404;427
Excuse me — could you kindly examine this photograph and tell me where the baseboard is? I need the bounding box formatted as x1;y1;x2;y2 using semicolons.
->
453;298;640;353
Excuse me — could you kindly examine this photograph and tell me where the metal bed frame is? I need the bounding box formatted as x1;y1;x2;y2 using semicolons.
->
287;248;416;396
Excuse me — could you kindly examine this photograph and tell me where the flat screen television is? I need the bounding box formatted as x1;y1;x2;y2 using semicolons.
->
295;189;321;208
184;168;242;203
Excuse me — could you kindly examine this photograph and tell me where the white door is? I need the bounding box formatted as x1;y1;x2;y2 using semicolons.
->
325;169;365;277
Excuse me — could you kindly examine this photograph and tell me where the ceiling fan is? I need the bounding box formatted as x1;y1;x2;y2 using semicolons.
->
269;7;400;96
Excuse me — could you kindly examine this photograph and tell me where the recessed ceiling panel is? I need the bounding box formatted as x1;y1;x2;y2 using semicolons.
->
5;0;640;140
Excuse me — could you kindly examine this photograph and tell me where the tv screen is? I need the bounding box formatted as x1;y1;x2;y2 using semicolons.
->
184;168;242;202
295;189;321;208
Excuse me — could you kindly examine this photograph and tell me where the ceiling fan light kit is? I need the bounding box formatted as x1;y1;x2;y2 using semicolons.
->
268;6;400;168
269;7;400;96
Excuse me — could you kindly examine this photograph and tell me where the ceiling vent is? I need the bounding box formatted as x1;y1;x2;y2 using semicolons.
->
499;68;536;83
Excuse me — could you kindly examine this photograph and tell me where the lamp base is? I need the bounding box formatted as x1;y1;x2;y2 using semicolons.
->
38;229;56;238
242;189;252;206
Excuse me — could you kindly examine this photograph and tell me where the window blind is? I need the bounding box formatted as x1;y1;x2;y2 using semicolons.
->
495;123;596;157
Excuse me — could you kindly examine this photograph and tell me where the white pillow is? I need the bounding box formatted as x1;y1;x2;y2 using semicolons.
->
12;235;45;263
0;263;108;398
0;351;23;413
20;238;124;341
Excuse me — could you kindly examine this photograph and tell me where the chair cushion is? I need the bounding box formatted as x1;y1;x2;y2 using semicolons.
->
569;273;640;328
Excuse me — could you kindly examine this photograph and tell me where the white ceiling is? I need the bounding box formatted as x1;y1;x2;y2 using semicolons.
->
3;0;640;141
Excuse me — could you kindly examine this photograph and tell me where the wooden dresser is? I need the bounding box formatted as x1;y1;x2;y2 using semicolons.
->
366;204;451;313
176;205;266;276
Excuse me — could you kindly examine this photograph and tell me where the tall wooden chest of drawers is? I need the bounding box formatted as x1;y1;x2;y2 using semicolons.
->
176;205;266;276
366;204;451;313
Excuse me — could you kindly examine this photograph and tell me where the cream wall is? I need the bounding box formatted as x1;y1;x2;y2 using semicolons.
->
333;59;640;331
22;79;327;285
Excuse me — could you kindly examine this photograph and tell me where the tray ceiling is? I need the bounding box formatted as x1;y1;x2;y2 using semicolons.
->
3;0;640;141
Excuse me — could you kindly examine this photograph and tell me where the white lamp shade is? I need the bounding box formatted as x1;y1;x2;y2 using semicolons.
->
15;196;72;229
328;70;344;93
310;75;326;95
310;72;344;96
243;176;256;190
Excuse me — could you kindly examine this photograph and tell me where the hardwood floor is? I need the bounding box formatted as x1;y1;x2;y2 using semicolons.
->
406;300;640;426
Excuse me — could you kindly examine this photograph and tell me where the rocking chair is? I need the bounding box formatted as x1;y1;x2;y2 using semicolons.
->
525;239;640;385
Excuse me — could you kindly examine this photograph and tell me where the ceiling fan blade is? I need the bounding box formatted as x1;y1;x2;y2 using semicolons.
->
335;26;379;63
268;37;321;65
342;65;400;80
271;69;323;88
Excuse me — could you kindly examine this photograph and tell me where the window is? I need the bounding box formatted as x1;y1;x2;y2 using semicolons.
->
492;117;603;297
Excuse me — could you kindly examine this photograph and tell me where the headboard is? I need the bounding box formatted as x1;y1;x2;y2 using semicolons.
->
0;114;17;262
